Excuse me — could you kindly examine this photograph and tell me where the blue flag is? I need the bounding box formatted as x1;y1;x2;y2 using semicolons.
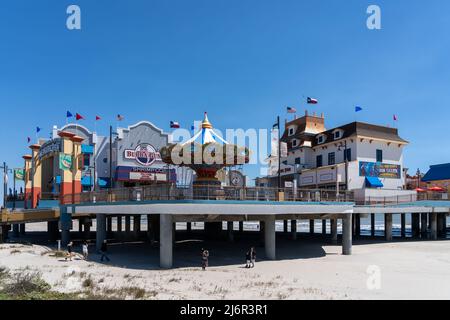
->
67;111;73;118
190;125;195;131
355;106;363;112
36;127;41;133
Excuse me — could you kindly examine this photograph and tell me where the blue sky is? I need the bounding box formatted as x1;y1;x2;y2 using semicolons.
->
1;0;449;197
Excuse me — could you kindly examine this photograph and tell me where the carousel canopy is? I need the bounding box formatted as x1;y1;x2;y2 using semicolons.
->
181;112;229;146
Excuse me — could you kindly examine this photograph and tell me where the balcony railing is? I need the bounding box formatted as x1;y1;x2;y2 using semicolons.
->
60;184;354;205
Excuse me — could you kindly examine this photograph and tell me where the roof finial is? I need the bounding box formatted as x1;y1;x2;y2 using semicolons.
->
202;112;212;129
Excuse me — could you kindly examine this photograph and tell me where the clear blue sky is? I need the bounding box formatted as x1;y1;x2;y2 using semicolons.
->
1;0;449;198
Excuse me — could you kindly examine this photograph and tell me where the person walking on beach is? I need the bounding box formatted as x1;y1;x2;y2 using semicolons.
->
250;247;256;268
245;250;251;268
201;248;209;271
65;241;74;261
82;241;89;260
100;240;110;262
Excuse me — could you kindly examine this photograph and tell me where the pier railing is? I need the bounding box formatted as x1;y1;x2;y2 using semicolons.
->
358;192;449;206
61;184;354;205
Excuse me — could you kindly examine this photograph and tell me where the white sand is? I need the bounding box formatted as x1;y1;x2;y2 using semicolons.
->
1;239;450;300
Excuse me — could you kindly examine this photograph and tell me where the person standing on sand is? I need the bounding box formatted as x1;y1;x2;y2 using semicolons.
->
245;250;251;268
65;242;73;261
100;240;110;262
250;247;256;268
201;248;209;271
82;241;89;260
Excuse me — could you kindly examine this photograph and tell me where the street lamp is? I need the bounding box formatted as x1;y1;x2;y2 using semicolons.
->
109;125;119;190
1;162;13;209
337;141;349;191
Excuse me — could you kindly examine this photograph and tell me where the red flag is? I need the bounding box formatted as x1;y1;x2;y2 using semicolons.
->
96;116;101;121
393;114;398;121
76;113;85;121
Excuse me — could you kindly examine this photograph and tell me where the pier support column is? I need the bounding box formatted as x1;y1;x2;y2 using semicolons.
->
331;219;338;245
412;213;420;238
322;220;327;235
227;221;234;242
133;215;141;239
186;222;192;233
264;216;276;260
96;214;106;251
78;220;83;234
116;216;122;240
47;221;59;241
437;214;446;237
430;212;437;240
107;216;112;237
83;220;91;240
283;220;288;233
239;221;244;232
125;216;131;239
421;213;428;238
342;214;352;255
19;224;26;235
309;219;314;234
60;207;71;246
385;213;393;241
12;224;19;237
291;220;297;240
0;225;9;243
160;214;173;269
205;222;223;240
355;215;361;237
370;214;375;237
400;214;406;238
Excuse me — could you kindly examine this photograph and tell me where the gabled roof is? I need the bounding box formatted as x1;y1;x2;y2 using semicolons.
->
422;163;450;182
311;122;408;147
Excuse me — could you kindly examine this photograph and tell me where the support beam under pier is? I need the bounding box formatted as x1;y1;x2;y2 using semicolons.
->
160;214;173;269
342;214;352;255
331;219;338;245
264;216;276;260
430;212;437;240
291;220;297;240
96;214;106;251
385;213;393;242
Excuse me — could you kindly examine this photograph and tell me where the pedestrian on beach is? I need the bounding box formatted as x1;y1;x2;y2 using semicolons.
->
82;241;89;260
65;241;74;261
100;240;110;262
250;247;256;268
245;250;251;268
201;248;209;271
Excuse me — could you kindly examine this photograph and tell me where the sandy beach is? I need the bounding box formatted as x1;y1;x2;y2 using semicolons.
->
1;235;450;300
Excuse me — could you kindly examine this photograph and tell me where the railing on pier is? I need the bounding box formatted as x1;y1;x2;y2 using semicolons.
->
61;184;354;205
358;192;449;206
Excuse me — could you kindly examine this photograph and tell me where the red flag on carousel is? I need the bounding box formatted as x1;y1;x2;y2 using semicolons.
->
96;116;101;121
75;113;85;121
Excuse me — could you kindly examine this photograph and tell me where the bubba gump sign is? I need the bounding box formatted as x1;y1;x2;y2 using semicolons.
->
124;143;162;167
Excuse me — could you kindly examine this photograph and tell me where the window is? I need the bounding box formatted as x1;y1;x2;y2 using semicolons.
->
292;139;298;147
295;157;301;165
334;131;341;139
288;127;295;136
328;152;335;165
376;149;383;162
317;136;324;144
316;155;323;167
344;148;352;161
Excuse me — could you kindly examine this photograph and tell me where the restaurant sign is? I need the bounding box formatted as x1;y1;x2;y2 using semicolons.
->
124;143;161;167
359;161;401;179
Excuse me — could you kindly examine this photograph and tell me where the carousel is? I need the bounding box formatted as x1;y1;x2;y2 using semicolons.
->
160;112;249;191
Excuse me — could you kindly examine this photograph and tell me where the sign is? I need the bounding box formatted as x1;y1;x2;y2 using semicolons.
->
280;142;288;158
14;169;25;181
359;161;401;179
38;138;62;160
124;143;161;167
116;166;176;182
59;153;73;171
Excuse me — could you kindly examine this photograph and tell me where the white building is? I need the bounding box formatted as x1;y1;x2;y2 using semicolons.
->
257;111;415;202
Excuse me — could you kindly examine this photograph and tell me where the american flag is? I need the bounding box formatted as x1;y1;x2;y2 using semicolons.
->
287;107;297;114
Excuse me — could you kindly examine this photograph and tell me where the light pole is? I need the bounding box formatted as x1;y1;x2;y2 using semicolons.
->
276;116;281;191
338;140;349;191
109;126;119;190
1;162;12;209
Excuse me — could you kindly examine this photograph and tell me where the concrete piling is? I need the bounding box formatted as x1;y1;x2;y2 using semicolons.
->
264;216;276;260
96;214;106;251
160;214;173;269
342;214;352;255
331;219;338;245
430;212;437;240
385;213;393;241
291;220;297;240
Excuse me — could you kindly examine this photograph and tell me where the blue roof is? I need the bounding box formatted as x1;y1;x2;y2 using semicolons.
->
81;144;94;154
422;163;450;182
365;176;384;188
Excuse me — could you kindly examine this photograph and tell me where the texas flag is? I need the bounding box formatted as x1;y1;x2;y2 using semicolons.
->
75;113;85;121
307;97;318;104
170;121;180;129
